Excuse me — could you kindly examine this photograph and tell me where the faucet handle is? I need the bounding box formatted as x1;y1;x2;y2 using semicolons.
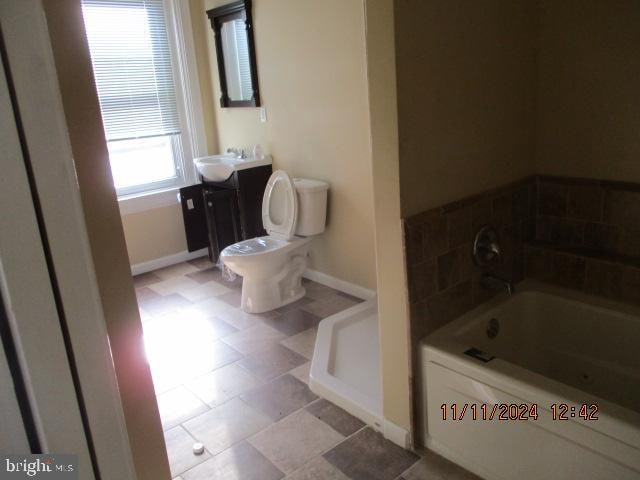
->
473;226;502;267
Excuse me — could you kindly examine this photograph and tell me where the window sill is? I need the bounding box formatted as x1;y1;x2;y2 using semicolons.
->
118;186;186;216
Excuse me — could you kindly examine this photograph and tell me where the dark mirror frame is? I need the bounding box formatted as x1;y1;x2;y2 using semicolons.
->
206;0;261;108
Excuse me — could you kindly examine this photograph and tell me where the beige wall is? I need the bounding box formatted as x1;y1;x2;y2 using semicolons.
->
192;0;377;290
121;205;189;264
395;0;537;217
536;0;640;182
43;2;171;479
364;0;413;436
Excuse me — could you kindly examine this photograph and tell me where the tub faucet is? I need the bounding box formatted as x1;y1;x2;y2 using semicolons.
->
481;273;513;296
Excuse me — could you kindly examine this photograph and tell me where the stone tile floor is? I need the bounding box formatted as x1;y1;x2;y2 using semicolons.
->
134;258;480;480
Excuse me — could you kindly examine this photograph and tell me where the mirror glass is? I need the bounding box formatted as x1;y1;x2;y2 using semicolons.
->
220;19;253;102
207;0;260;108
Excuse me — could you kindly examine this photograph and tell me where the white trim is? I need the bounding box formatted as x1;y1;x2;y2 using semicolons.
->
383;418;412;449
167;0;207;161
131;248;209;276
303;268;376;300
112;0;207;215
118;186;182;216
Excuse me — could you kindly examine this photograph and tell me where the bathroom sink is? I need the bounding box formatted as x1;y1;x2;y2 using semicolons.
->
194;154;272;182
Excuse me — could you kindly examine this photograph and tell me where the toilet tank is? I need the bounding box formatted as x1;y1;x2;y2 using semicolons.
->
293;178;329;236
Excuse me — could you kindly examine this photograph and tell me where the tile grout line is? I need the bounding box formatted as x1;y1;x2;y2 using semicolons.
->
175;384;364;479
280;424;370;479
143;263;378;479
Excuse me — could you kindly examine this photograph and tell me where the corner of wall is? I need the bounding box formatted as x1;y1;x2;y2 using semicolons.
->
364;0;413;437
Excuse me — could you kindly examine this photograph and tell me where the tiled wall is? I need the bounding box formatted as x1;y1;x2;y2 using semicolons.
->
404;175;640;346
526;176;640;306
404;174;640;444
403;177;536;344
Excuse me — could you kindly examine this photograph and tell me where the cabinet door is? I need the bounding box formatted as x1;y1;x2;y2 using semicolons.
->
179;184;209;252
236;165;272;239
204;188;242;262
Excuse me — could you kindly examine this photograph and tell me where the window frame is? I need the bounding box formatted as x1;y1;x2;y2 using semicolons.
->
88;0;206;211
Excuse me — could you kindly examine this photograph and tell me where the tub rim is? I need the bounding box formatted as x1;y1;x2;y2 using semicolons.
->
420;280;640;451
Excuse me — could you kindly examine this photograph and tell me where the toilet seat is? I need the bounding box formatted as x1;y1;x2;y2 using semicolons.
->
262;170;298;240
221;235;309;258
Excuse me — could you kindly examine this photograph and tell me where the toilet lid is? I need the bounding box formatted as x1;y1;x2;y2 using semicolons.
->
262;170;298;240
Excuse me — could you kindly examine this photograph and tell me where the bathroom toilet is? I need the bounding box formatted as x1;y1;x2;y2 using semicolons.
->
220;170;329;313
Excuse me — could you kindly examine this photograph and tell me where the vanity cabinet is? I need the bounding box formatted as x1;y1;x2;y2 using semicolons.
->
203;186;242;262
182;164;272;262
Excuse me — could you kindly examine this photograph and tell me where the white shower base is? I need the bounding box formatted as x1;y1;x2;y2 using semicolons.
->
310;298;383;429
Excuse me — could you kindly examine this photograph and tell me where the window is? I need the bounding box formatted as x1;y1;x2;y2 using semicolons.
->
82;0;200;196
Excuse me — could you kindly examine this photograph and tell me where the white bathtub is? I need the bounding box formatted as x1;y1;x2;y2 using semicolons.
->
420;281;640;480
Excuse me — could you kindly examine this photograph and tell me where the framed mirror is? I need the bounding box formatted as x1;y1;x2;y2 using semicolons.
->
207;0;261;108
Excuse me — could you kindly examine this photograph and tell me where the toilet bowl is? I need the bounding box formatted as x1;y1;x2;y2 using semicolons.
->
220;170;328;313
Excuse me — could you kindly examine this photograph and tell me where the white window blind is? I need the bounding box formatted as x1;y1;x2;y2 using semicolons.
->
82;0;180;142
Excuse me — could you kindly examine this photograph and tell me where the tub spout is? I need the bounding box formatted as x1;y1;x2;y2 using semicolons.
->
481;273;513;296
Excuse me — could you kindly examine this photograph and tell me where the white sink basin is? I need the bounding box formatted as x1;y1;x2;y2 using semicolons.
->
194;154;272;182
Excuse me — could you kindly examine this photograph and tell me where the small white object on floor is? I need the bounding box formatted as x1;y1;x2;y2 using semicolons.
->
192;442;205;455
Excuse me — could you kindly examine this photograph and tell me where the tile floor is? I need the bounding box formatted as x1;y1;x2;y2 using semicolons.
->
134;258;480;480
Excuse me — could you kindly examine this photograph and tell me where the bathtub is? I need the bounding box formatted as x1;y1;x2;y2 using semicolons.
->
420;281;640;480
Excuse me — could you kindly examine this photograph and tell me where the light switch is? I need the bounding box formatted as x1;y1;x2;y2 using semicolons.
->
187;198;194;210
260;107;267;123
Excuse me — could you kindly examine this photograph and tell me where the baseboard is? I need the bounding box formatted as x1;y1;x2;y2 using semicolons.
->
130;248;208;276
302;269;376;300
131;251;376;302
383;419;411;449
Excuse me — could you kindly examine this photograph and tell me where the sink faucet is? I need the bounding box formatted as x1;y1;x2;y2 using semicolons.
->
480;273;513;296
226;147;246;159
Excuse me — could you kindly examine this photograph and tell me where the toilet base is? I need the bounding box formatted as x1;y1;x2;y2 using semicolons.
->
240;252;309;313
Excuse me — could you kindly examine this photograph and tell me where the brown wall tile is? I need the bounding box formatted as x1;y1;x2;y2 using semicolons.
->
425;281;473;333
437;250;460;291
619;226;640;257
408;258;438;300
538;182;568;217
421;215;449;259
525;246;586;290
537;216;585;247
604;190;640;227
567;185;604;222
583;259;624;300
551;252;586;290
583;222;619;252
447;206;472;248
404;225;423;266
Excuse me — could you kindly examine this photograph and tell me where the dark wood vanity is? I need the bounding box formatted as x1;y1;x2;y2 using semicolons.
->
180;165;272;262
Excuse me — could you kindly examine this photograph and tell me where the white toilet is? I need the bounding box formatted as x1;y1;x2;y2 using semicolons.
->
220;170;329;313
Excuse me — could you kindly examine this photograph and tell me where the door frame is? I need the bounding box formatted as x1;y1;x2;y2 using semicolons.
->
0;1;137;478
